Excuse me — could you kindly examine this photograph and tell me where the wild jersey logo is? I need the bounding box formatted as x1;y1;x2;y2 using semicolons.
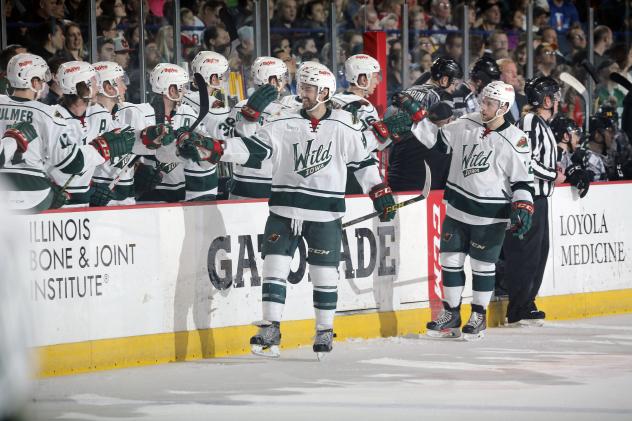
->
293;139;333;178
461;144;493;177
516;136;529;149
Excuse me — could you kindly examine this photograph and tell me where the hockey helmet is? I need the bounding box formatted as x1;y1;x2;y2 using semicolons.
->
251;56;289;88
430;57;463;84
344;54;381;89
191;51;229;85
297;62;336;108
524;76;561;107
470;56;501;87
57;61;97;98
93;61;128;98
550;115;581;143
6;53;51;92
481;80;515;110
150;63;189;101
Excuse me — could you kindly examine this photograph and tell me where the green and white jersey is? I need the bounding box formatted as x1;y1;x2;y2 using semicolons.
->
182;91;234;139
142;102;216;202
0;95;81;211
222;108;382;222
330;92;384;151
411;113;534;226
50;103;113;205
91;102;156;204
227;97;296;198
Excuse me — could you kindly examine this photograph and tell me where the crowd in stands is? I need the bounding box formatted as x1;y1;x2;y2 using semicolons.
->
1;0;632;202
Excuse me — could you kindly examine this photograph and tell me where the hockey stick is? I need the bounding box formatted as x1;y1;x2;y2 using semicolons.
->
107;73;210;190
609;72;632;92
560;72;590;134
412;71;432;86
342;161;431;228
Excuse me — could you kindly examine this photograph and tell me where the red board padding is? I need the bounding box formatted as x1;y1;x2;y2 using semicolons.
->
363;31;387;118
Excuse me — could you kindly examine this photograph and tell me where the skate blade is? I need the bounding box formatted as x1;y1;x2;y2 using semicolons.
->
251;344;280;358
426;328;461;339
462;331;485;341
316;352;329;361
520;319;545;327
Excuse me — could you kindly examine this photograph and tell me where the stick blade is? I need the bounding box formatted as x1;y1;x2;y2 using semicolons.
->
190;72;210;132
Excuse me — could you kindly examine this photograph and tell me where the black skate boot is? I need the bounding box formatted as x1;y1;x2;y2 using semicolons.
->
250;321;281;358
313;328;334;361
462;304;486;341
426;301;462;338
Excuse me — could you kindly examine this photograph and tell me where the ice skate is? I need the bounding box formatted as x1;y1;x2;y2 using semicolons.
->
313;328;334;361
426;301;462;338
519;310;546;327
250;321;281;358
462;305;486;341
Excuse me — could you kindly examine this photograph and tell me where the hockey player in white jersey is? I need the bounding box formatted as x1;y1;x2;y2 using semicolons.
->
51;61;135;207
178;64;411;358
91;61;171;206
407;81;535;340
226;56;292;198
0;54;131;211
138;62;218;202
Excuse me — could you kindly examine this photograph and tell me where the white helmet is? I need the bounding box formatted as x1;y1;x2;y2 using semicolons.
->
93;61;128;99
480;80;515;123
191;51;229;86
297;62;336;110
251;56;289;88
344;54;380;89
6;53;51;92
150;63;189;101
57;61;97;98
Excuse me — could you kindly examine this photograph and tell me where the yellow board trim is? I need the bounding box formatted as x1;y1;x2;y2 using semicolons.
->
37;288;632;377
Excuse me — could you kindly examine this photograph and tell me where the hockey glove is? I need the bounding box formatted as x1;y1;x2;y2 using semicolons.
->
141;124;175;149
565;165;591;198
134;163;163;197
3;121;38;153
392;92;427;122
342;99;370;121
510;201;534;238
241;84;278;122
48;182;70;210
371;112;413;145
90;127;135;162
177;132;224;164
369;183;397;222
89;183;115;207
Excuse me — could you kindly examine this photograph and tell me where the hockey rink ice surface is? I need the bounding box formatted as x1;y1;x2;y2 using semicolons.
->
30;314;632;421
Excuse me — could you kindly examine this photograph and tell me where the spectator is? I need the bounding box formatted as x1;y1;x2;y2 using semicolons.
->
419;36;437;57
444;32;464;63
32;20;65;62
533;6;550;33
513;41;528;75
595;60;625;111
477;0;502;32
506;8;525;50
594;25;614;69
113;36;131;70
272;46;296;94
65;0;88;22
64;22;85;61
0;45;27;95
300;0;327;46
271;0;298;29
41;55;66;105
295;37;318;59
566;24;587;57
342;31;364;55
607;43;632;80
156;26;175;62
454;1;476;30
548;0;580;34
97;36;116;61
418;49;433;73
236;25;255;71
270;35;292;56
97;15;119;39
229;0;255;28
203;23;231;57
386;48;402;100
101;0;127;24
428;0;457;45
498;58;527;123
489;30;509;60
34;0;65;22
469;34;485;62
352;4;381;31
198;0;223;27
535;42;556;77
540;26;558;47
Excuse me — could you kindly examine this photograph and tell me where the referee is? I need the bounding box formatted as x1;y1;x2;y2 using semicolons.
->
502;76;564;326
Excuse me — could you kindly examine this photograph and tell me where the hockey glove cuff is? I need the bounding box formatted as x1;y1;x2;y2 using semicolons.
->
4;121;38;153
369;183;396;222
89;183;115;207
392;92;427;122
510;201;534;238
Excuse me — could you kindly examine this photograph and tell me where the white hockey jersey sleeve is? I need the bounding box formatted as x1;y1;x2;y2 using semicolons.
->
345;130;383;192
497;130;535;204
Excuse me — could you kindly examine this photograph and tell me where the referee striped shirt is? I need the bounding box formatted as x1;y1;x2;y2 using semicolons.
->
518;113;558;197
